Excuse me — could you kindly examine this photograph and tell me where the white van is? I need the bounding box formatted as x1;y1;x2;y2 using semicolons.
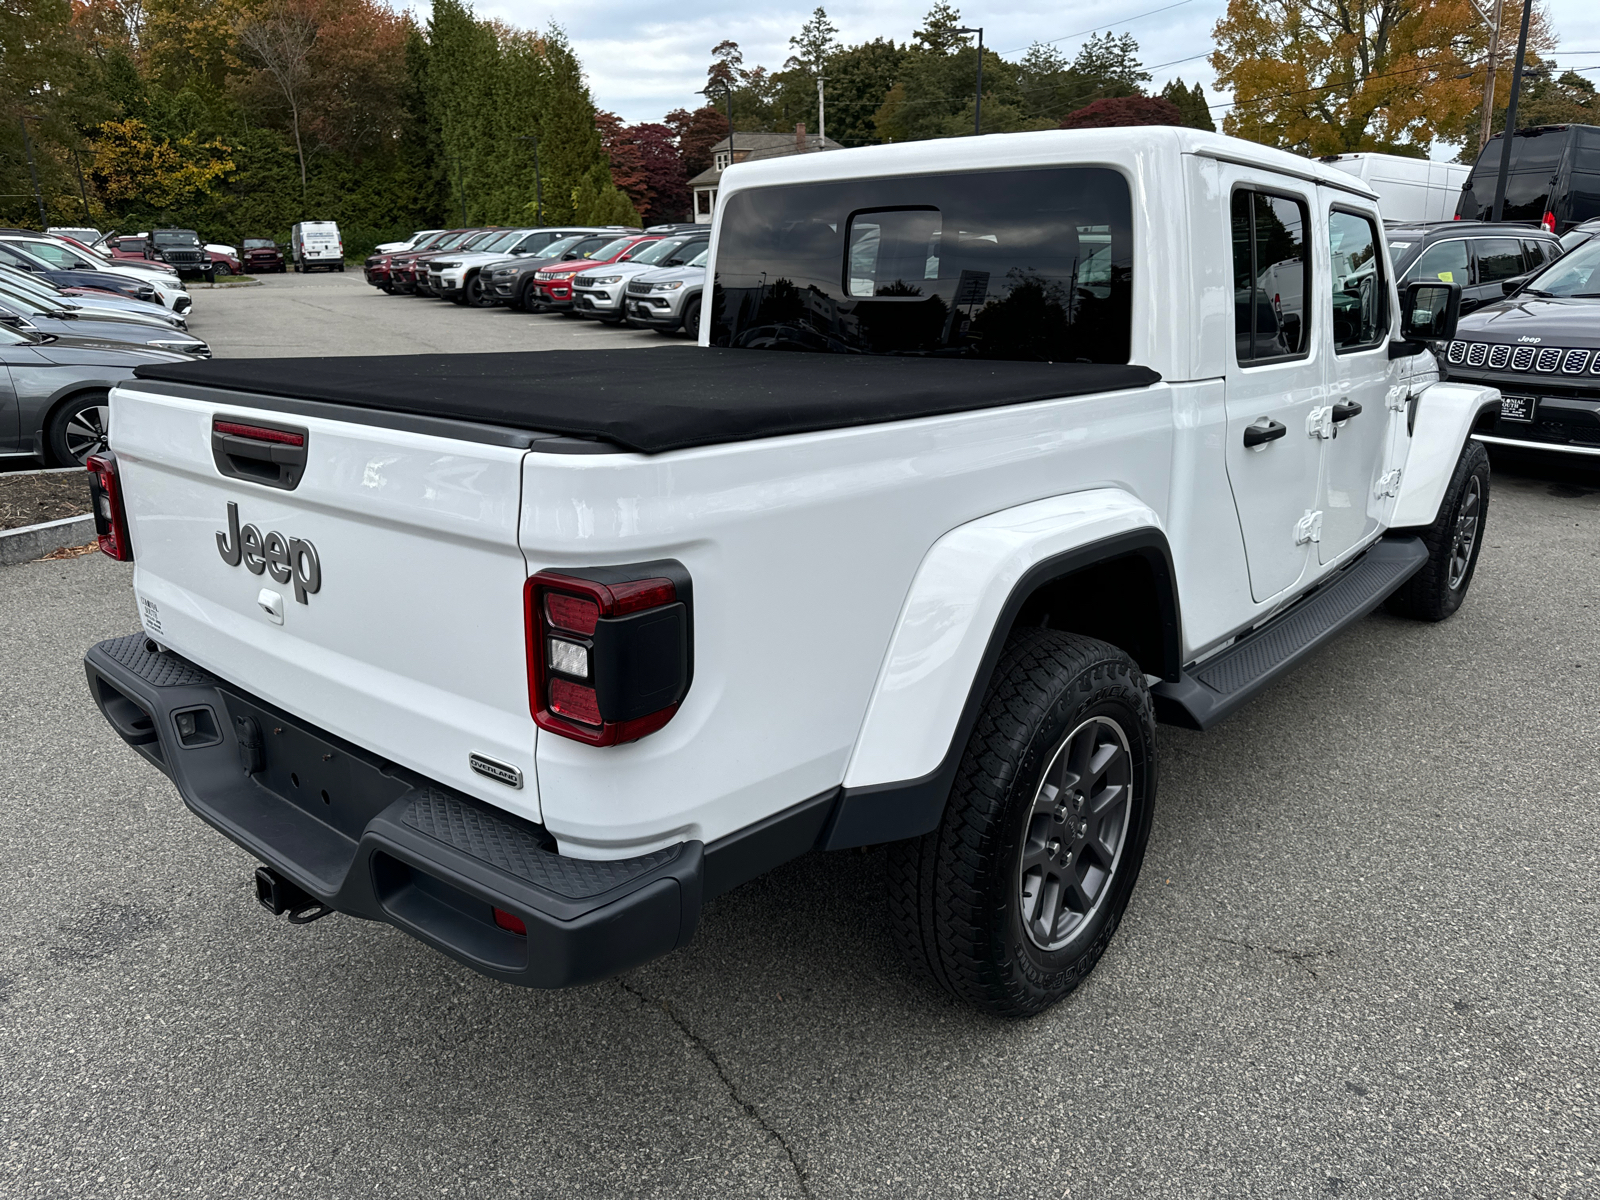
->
1319;154;1470;225
289;221;344;272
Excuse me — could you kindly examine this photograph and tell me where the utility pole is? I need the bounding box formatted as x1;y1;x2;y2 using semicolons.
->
956;27;985;135
1490;0;1533;223
1475;0;1506;151
19;116;48;230
514;135;543;223
817;76;827;145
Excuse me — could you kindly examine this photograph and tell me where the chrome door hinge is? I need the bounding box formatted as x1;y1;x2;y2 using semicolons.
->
1307;406;1335;440
1376;468;1402;499
1295;509;1323;545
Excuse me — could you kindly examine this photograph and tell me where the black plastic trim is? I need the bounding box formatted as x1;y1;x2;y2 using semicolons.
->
703;788;839;899
820;527;1181;850
1150;536;1428;731
82;635;702;989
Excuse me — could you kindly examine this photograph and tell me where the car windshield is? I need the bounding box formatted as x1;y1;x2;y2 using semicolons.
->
476;229;526;253
0;241;53;271
243;239;275;249
0;317;37;345
536;236;585;259
589;237;637;260
154;231;199;246
455;230;496;250
1523;238;1600;296
0;265;67;300
629;237;696;266
0;283;51;315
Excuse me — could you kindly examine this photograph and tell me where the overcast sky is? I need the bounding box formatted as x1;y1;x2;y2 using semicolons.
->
425;0;1600;143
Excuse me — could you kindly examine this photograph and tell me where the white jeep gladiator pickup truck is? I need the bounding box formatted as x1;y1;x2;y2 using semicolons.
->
83;129;1496;1017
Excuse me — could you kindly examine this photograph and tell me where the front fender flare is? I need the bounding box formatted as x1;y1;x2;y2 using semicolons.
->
1391;380;1500;529
823;489;1175;850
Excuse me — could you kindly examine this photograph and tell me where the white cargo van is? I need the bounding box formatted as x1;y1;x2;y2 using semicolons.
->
289;221;344;273
1320;153;1469;224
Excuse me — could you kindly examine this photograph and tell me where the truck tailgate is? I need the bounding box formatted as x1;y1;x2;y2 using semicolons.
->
110;383;540;820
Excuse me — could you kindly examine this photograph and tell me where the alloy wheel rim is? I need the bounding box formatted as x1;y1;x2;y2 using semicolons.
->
1017;715;1133;952
63;404;110;463
1448;475;1481;590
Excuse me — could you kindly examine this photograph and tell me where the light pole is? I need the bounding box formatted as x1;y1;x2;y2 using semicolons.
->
955;27;984;135
1491;0;1534;223
698;82;736;220
18;116;48;230
816;76;828;144
514;135;543;223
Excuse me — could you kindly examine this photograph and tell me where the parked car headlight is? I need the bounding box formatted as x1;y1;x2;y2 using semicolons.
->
433;261;460;270
652;281;685;292
534;271;556;281
587;275;623;286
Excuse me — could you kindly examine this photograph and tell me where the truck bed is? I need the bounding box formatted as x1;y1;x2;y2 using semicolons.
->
133;348;1160;454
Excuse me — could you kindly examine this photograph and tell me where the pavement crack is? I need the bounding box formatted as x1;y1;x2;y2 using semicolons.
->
1211;936;1335;979
617;978;811;1197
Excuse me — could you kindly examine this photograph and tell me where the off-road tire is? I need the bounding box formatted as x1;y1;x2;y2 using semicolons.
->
1385;439;1490;622
886;629;1156;1018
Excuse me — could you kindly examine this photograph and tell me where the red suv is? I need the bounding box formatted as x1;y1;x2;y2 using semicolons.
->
529;235;660;313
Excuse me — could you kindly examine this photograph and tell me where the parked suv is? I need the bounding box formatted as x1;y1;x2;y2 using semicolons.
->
623;242;709;335
146;229;215;279
573;232;708;323
242;239;286;273
1387;221;1563;314
488;234;629;310
1441;234;1600;456
529;235;660;313
432;228;636;306
1456;124;1600;231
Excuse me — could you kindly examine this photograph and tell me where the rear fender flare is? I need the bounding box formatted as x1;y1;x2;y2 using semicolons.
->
823;489;1177;850
1392;381;1501;528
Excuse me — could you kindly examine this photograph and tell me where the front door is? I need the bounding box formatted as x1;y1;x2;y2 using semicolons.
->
1319;201;1400;566
1221;177;1326;603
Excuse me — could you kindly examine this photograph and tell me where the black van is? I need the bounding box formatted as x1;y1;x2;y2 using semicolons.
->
1455;124;1600;232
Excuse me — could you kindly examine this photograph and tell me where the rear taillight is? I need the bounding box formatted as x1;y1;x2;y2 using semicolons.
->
86;452;133;561
1542;211;1556;233
525;563;692;746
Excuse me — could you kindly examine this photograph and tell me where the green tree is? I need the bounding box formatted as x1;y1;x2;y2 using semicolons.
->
1161;78;1217;131
821;39;906;146
569;163;640;225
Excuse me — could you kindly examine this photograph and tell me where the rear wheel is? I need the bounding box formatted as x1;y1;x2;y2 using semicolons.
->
1385;439;1490;622
886;629;1156;1018
45;391;111;467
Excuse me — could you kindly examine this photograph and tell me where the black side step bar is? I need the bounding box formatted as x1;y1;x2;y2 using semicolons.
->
1152;536;1428;731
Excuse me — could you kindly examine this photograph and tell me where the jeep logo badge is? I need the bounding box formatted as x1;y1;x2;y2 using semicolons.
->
216;501;321;604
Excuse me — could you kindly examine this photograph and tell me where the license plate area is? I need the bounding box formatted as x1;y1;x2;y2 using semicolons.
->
220;690;410;841
1501;394;1537;421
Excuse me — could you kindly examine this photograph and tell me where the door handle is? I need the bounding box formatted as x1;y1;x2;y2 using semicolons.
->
1243;419;1288;448
1331;400;1363;422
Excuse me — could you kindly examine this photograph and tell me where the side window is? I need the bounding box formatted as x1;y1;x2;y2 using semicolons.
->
1475;237;1527;283
1231;189;1312;365
845;208;941;297
1328;210;1387;351
1405;239;1470;285
1521;238;1555;266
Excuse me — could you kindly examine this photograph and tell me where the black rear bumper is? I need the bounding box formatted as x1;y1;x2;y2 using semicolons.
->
83;634;703;988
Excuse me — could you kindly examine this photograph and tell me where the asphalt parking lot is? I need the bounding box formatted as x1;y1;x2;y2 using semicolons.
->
2;280;1599;1197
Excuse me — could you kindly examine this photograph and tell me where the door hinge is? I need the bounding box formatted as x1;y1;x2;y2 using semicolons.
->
1295;509;1323;545
1307;406;1335;440
1376;468;1402;499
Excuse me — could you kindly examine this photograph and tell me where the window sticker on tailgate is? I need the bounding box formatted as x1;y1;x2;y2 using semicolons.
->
139;595;163;634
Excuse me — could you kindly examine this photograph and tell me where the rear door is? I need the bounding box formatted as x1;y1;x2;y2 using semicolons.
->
111;385;541;821
1318;199;1399;566
1220;173;1326;602
1470;236;1530;311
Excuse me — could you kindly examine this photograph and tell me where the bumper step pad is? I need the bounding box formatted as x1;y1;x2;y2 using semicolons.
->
1152;537;1428;731
84;636;702;987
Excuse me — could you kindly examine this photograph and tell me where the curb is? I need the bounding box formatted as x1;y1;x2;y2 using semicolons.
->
196;278;262;289
0;514;96;566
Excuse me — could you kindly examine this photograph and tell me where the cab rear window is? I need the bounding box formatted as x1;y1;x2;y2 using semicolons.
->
712;167;1133;361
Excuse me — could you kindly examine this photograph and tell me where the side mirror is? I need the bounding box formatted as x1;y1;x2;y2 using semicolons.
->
1401;279;1461;342
1501;271;1532;296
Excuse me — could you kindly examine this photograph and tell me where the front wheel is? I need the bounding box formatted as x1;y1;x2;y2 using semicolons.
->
886;629;1156;1018
679;297;701;338
1385;439;1490;622
45;391;112;466
213;261;232;277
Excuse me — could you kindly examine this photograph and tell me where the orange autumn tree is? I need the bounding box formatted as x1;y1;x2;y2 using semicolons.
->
1211;0;1554;155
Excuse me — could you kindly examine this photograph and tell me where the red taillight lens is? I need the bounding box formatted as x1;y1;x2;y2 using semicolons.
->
1542;211;1556;233
525;566;691;746
492;907;526;935
545;592;599;635
549;678;603;726
85;452;133;561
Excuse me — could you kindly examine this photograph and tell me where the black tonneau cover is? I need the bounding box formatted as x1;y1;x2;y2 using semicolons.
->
133;348;1161;455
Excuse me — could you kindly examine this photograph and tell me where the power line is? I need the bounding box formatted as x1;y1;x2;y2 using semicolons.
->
998;0;1197;56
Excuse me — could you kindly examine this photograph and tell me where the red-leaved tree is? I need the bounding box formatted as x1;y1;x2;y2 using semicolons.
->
665;106;729;181
1060;96;1184;129
631;123;688;223
595;109;652;217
